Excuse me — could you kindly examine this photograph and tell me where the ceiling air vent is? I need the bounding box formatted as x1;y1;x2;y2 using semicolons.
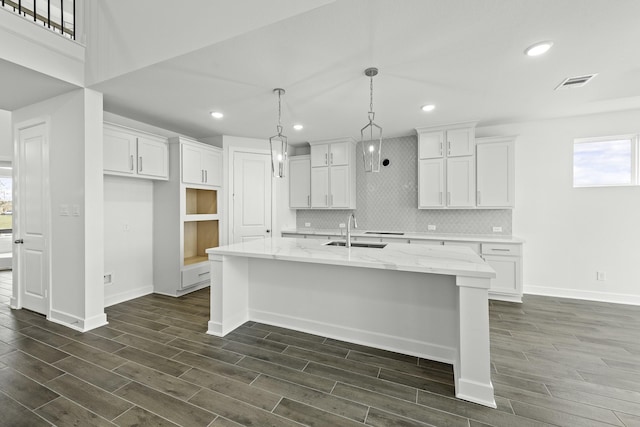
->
555;74;597;90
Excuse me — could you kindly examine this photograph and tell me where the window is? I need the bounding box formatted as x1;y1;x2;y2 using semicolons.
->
0;166;11;234
573;135;638;187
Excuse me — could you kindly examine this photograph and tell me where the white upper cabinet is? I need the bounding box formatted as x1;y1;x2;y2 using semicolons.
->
416;122;477;209
103;123;168;180
476;136;515;208
181;140;222;187
309;137;356;209
289;156;311;208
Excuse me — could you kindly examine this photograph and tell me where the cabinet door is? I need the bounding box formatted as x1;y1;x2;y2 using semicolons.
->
310;167;329;207
310;144;329;167
484;255;520;295
104;127;136;174
182;144;203;184
477;140;514;207
446;127;474;157
202;148;222;187
446;157;475;207
289;157;311;208
329;141;349;166
418;131;444;159
418;159;445;208
137;136;168;179
329;165;350;208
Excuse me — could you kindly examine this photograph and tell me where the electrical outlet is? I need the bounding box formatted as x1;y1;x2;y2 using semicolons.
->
427;225;436;231
338;223;346;228
104;273;113;285
305;222;311;227
492;226;502;232
597;271;606;281
59;204;69;216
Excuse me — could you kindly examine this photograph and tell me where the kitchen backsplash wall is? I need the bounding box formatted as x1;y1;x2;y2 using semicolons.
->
295;135;512;235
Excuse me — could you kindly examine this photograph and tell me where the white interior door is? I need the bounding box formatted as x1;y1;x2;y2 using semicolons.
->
232;151;271;243
16;121;49;315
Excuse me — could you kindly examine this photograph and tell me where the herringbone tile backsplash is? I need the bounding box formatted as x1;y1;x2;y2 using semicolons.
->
295;135;512;235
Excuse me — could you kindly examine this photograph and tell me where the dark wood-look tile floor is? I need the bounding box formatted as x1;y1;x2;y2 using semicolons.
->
0;287;639;426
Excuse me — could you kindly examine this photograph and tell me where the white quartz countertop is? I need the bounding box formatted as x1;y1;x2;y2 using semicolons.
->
281;228;525;244
207;237;496;279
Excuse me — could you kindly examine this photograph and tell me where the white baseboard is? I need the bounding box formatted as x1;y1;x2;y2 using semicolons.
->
525;285;640;306
250;309;456;364
154;282;210;298
104;285;154;307
49;309;108;332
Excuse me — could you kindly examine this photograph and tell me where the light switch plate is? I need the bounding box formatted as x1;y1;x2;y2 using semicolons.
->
427;225;436;231
492;226;503;232
305;222;311;227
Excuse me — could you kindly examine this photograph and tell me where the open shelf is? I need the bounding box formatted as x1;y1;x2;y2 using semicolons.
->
186;188;217;215
184;220;219;265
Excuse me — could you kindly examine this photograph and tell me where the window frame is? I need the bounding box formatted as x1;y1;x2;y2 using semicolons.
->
573;134;639;188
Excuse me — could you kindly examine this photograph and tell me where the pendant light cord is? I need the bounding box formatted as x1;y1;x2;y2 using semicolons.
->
277;89;283;135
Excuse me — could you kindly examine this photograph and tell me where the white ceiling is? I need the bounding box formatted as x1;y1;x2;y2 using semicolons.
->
27;1;640;143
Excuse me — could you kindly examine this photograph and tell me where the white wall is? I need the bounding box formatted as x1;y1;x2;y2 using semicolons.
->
104;175;153;306
12;88;106;329
0;110;11;158
478;109;640;305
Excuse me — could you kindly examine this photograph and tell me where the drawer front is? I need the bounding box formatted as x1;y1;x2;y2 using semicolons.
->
408;239;444;245
444;241;481;255
482;243;521;256
181;264;210;289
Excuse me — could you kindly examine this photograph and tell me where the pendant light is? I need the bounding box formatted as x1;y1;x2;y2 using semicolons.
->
269;88;288;178
360;67;382;173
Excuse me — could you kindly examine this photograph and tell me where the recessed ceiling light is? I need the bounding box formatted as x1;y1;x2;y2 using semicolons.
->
525;41;553;57
210;111;224;119
421;104;436;112
293;124;304;131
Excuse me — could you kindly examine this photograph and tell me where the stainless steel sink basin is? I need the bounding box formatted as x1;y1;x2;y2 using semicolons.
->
324;241;387;249
364;231;404;235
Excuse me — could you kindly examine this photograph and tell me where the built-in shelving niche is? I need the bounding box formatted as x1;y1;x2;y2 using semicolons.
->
186;188;217;215
184;220;219;266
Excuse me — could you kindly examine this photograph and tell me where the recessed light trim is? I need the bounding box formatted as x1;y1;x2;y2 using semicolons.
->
210;111;224;119
421;104;436;112
525;41;553;57
293;124;304;131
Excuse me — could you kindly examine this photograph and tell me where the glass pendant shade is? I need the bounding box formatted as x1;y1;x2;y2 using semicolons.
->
269;88;288;178
360;67;382;173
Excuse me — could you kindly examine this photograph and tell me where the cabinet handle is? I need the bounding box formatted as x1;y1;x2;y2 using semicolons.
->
491;248;511;252
477;191;481;205
14;239;23;244
130;155;134;171
439;191;442;205
201;170;204;183
325;194;328;205
198;272;209;276
447;192;451;205
330;194;333;206
139;156;142;172
447;140;451;155
307;195;310;206
204;170;208;183
325;153;328;165
330;152;334;164
439;141;443;156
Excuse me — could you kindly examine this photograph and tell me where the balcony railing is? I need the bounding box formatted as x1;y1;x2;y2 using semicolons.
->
2;0;75;40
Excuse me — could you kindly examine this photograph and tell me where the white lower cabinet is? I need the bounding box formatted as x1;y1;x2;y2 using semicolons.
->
481;243;522;302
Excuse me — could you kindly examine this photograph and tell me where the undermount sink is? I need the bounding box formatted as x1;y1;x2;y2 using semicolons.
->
364;231;404;235
324;241;387;249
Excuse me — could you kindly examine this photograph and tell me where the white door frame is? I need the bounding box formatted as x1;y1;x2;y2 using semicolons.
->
11;117;52;314
228;146;273;245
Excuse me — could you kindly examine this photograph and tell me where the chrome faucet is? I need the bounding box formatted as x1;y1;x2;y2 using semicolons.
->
346;213;358;248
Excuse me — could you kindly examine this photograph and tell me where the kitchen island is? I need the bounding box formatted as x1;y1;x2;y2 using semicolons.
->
206;237;497;408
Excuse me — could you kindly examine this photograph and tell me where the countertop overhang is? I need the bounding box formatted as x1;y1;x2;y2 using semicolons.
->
207;237;496;280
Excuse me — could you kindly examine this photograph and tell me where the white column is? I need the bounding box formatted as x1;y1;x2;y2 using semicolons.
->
208;254;249;336
455;275;496;408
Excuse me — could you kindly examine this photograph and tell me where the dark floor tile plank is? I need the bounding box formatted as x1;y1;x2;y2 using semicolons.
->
379;368;456;396
114;346;190;377
0;350;64;383
67;331;127;354
225;331;290;352
333;383;469;427
114;362;201;400
174;351;259;384
54;356;130;392
547;384;640;418
89;325;126;339
113;406;181;427
168;337;242;364
114;381;216;427
0;391;52;427
0;339;14;356
180;368;279;410
237;356;335;393
0;367;58;409
493;355;584;382
36;396;116;427
491;372;550;396
510;400;621;427
18;326;73;348
210;416;244;426
285;345;379;377
305;361;416;402
11;337;70;363
253;374;368;422
232;325;271;339
107;313;171;332
58;341;128;370
0;313;32;331
417;358;454;374
578;370;640;393
250;322;327;343
188;388;302;427
0;324;24;343
114;333;182;358
266;332;350;358
46;374;133;421
222;340;307;370
273;397;364;427
365;407;436;426
161;326;226;347
107;319;175;344
615;411;640;427
323;337;419;364
416;389;554;427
